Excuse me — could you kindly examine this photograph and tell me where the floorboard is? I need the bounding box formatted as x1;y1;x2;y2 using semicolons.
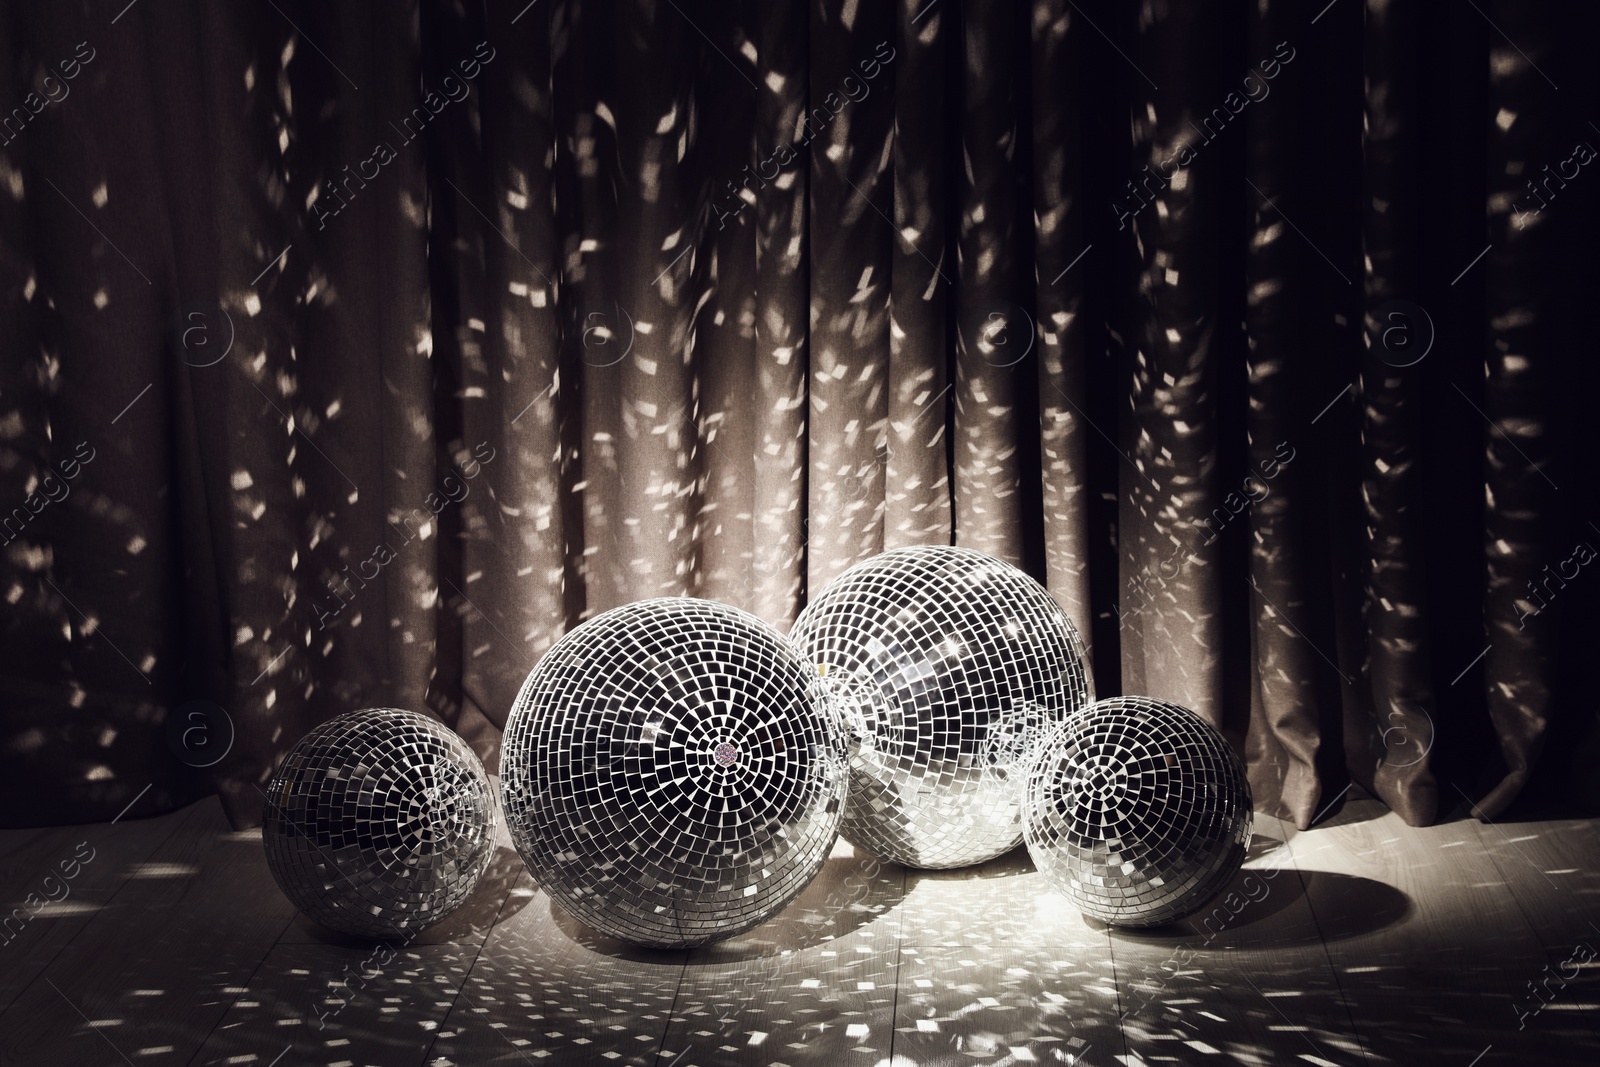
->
1296;796;1570;1065
0;799;294;1066
0;798;192;1018
1468;812;1600;1045
658;838;908;1067
187;939;487;1067
185;839;527;1067
1098;814;1370;1067
893;845;1121;1066
1;795;1596;1066
422;872;686;1067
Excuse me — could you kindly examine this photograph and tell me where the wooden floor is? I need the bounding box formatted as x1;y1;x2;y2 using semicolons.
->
1;787;1597;1066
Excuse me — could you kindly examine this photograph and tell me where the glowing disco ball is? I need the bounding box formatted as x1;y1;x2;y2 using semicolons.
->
262;707;498;938
789;545;1094;869
1022;696;1253;927
501;597;849;948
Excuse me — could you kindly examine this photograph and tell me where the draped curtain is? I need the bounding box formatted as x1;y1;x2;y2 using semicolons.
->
3;0;1596;832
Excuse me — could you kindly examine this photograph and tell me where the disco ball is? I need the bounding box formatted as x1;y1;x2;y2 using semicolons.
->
262;707;498;939
789;545;1094;870
501;597;849;949
1022;696;1253;928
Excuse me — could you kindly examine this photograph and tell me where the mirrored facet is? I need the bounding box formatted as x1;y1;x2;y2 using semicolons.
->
262;707;498;939
1023;696;1253;927
501;597;849;948
790;546;1094;869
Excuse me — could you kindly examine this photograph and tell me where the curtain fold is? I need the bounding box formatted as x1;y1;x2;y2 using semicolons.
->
1240;0;1331;831
2;0;1595;833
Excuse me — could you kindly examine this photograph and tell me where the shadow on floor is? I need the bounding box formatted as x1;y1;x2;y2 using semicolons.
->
552;844;908;962
903;842;1036;881
290;844;532;948
1099;865;1411;949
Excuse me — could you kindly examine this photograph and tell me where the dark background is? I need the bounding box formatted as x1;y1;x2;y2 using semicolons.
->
0;0;1596;832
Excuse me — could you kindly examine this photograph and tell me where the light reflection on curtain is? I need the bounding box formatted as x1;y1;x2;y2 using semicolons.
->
1;0;1596;833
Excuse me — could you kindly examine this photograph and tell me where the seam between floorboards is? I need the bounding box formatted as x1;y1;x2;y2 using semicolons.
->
0;796;210;1024
650;948;691;1067
179;910;302;1067
1105;913;1131;1066
1467;817;1600;1045
885;864;907;1067
1280;822;1374;1067
414;870;545;1067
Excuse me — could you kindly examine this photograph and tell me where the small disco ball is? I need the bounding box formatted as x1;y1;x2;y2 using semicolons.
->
1022;696;1253;928
262;707;498;939
789;545;1094;869
501;597;849;949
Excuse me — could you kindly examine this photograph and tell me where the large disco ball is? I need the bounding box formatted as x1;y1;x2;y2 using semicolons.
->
1022;696;1253;927
262;707;498;938
789;545;1094;869
501;597;849;948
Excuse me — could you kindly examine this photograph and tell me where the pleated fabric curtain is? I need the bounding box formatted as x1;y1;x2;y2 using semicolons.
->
1;0;1595;833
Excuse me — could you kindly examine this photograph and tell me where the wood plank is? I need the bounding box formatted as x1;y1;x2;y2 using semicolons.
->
186;939;486;1067
657;837;907;1067
186;841;529;1067
0;798;296;1065
0;798;193;1016
893;944;1110;1066
423;872;687;1067
1467;812;1600;1044
893;846;1121;1066
0;827;77;900
1298;796;1574;1064
1102;814;1369;1067
4;790;1594;1066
